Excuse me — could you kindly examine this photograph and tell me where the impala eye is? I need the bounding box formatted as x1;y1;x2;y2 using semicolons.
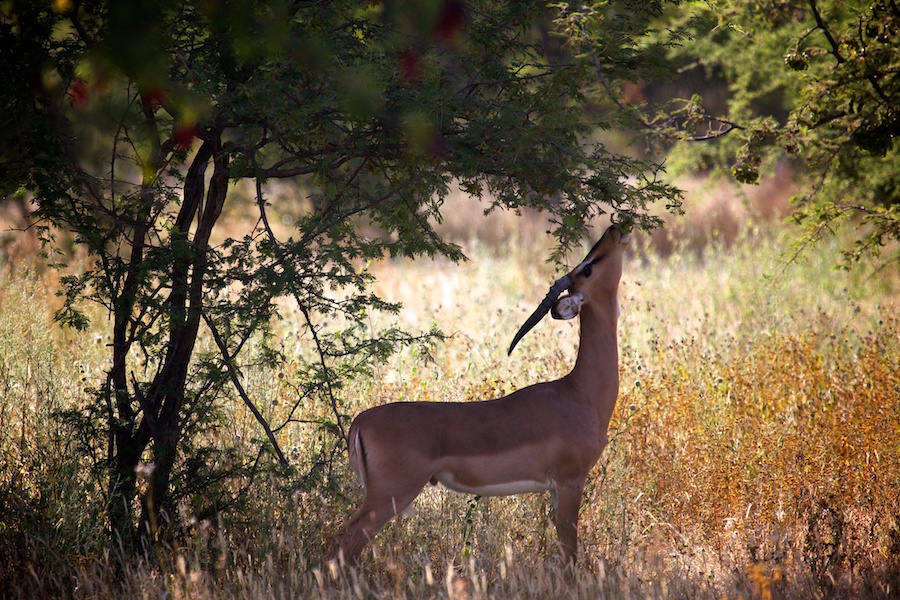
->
581;264;592;278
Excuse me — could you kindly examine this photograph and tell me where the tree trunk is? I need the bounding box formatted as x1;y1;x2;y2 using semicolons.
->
137;135;228;550
106;183;157;555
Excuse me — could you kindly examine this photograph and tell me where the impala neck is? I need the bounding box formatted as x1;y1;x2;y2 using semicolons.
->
566;296;620;429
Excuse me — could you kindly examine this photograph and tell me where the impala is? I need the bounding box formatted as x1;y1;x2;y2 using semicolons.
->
331;224;631;567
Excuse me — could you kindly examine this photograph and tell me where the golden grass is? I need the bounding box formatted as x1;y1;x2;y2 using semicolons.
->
1;185;899;598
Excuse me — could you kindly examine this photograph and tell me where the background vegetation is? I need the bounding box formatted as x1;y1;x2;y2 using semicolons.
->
1;0;899;598
2;189;899;597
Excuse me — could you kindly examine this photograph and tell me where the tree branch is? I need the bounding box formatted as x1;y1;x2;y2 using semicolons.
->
261;154;353;179
809;0;845;64
201;310;290;469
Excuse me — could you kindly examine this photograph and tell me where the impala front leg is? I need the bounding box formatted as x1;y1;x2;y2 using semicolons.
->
553;479;586;568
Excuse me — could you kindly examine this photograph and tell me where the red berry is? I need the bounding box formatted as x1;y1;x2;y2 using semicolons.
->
173;122;200;149
399;49;421;85
69;78;89;107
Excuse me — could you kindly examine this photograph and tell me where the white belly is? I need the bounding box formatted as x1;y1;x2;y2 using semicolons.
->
433;471;554;497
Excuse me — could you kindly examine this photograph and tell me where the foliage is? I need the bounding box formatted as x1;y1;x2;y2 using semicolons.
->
0;0;682;555
651;0;900;267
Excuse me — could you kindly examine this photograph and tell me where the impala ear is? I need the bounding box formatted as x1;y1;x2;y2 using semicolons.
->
551;292;584;320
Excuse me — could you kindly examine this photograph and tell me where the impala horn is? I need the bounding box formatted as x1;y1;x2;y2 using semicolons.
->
507;274;573;356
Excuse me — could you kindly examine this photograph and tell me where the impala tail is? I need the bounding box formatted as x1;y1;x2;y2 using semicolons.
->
347;425;367;491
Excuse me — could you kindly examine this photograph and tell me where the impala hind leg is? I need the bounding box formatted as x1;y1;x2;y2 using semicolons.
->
553;480;586;568
332;482;427;565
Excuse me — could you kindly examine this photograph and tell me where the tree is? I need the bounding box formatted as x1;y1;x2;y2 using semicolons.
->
647;0;900;267
0;0;681;556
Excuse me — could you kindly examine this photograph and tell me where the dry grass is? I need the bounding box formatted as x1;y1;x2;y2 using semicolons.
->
1;177;899;598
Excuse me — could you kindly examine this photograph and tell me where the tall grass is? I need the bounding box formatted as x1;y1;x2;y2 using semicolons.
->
1;205;898;598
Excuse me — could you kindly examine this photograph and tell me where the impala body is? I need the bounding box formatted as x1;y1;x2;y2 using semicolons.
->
333;225;631;566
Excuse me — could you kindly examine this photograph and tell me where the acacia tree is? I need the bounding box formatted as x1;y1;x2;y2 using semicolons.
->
559;0;899;266
0;0;681;555
648;0;900;266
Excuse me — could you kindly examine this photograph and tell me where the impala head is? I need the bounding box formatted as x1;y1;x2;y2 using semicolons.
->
508;225;631;355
